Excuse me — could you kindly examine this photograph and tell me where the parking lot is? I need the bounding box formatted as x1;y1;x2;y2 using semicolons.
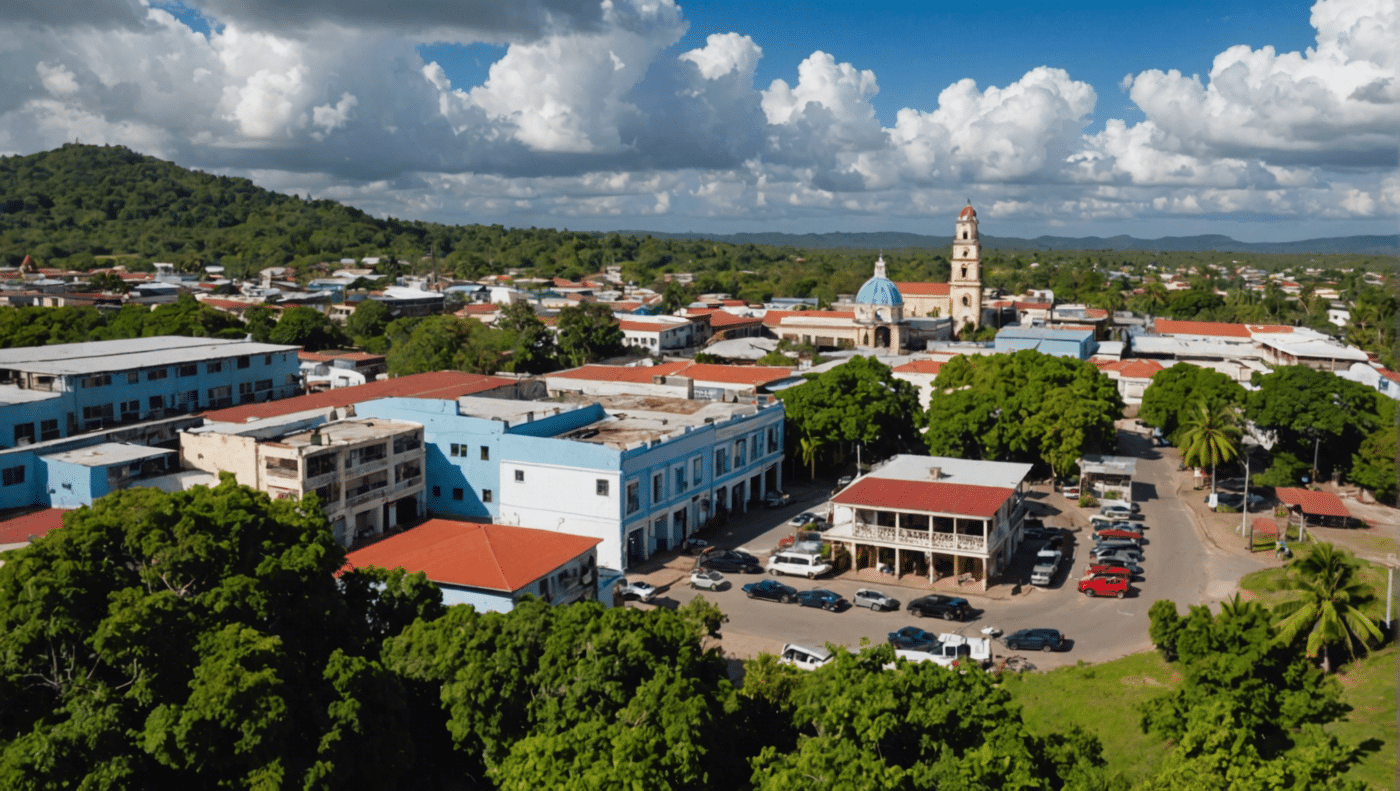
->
623;427;1273;671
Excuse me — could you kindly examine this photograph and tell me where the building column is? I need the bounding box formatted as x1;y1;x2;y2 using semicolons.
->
894;547;900;579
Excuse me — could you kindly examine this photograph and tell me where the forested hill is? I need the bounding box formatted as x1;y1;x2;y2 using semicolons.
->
619;229;1400;256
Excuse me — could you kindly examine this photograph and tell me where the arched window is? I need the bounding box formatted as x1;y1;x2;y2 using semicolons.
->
962;231;968;239
961;266;968;279
961;295;971;307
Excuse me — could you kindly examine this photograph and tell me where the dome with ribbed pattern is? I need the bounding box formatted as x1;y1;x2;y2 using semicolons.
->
856;256;903;306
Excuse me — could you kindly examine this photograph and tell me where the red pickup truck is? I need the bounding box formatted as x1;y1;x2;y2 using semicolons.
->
1078;573;1129;599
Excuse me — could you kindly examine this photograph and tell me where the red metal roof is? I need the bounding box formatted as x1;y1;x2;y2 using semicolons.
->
344;519;600;592
1252;518;1278;534
1275;488;1351;518
680;363;792;385
1154;319;1296;338
550;362;690;383
894;282;951;296
618;319;689;333
203;371;516;423
832;478;1014;518
893;360;945;374
0;508;68;545
762;309;855;327
551;361;789;387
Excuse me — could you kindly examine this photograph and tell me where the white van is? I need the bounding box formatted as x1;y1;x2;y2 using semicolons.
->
779;643;833;671
766;551;832;579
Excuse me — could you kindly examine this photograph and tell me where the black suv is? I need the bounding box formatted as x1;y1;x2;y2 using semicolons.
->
697;549;763;574
906;594;972;620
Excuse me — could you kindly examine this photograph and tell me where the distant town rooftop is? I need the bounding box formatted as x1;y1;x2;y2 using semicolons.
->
266;418;420;450
202;371;518;424
41;442;175;467
865;454;1034;491
554;393;770;448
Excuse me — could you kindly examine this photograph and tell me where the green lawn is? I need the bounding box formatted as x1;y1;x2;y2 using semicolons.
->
1329;643;1397;790
1002;652;1179;785
1239;554;1391;621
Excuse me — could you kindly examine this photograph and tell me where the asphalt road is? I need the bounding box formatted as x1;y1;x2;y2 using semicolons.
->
635;429;1266;670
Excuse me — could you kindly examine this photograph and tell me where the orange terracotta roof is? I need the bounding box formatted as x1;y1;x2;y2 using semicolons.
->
1084;308;1110;319
680;363;792;385
832;478;1014;518
1095;359;1165;379
299;351;337;362
0;508;69;545
686;309;761;328
1377;368;1400;384
1014;301;1051;311
1251;518;1278;534
720;299;748;307
203;371;516;423
893;359;945;374
894;282;951;296
550;362;691;383
1154;319;1296;338
1275;488;1351;518
762;309;856;327
344;519;600;592
618;319;690;333
455;303;499;314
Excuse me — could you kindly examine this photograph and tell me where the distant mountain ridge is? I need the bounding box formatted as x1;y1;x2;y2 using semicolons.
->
618;229;1400;256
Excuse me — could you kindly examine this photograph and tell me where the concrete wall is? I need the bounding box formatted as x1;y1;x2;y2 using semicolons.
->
180;431;262;487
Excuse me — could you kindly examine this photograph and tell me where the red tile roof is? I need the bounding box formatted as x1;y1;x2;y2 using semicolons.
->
200;298;264;311
893;360;945;374
1154;319;1295;338
832;478;1014;518
1251;518;1278;534
550;362;691;383
1379;368;1400;384
203;371;516;423
1014;301;1051;311
680;363;792;385
1084;308;1110;319
894;282;951;296
685;309;762;328
0;508;69;545
762;309;855;327
1275;488;1351;518
299;351;337;362
455;303;500;314
344;519;600;592
1095;359;1165;379
550;361;790;387
618;319;689;333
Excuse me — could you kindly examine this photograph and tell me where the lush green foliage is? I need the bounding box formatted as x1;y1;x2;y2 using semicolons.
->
1246;365;1391;486
1270;543;1385;673
384;315;503;376
1177;401;1242;494
923;350;1125;476
0;477;443;789
268;305;349;351
1138;363;1247;442
554;302;624;367
776;356;923;475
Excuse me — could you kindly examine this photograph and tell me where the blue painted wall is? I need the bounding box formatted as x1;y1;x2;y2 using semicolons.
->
994;329;1097;360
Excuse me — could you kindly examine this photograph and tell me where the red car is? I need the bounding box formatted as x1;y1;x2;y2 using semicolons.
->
1094;528;1142;540
1086;564;1135;578
1078;573;1129;599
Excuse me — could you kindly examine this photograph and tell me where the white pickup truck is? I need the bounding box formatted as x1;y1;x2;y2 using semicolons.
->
1030;549;1063;586
891;633;993;670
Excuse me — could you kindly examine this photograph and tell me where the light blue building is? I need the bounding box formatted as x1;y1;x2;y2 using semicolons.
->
0;337;302;449
994;326;1099;360
355;393;786;570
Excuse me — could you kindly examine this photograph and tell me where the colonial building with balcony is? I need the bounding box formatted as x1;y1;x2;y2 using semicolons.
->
180;414;426;547
825;455;1033;590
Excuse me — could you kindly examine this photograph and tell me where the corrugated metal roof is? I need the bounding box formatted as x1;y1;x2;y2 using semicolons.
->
203;371;516;423
0;508;69;545
344;519;600;592
0;337;301;376
1275;487;1351;518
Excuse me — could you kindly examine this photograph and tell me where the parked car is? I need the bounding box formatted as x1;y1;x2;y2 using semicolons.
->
1099;506;1136;520
1023;525;1055;541
1078;573;1130;599
698;548;763;574
796;588;848;611
1089;542;1143;558
742;579;797;603
1093;535;1144;550
618;579;657;602
835;475;854;488
778;643;833;671
1087;563;1141;578
789;512;828;529
777;530;824;551
1004;628;1067;652
689;569;728;591
763;491;791;508
1045;533;1066;551
766;550;832;579
1093;527;1142;540
1206;492;1267;511
1061;485;1081;498
906;594;972;620
1099;498;1141;514
1089;514;1141;529
1093;548;1144;566
887;625;941;650
853;588;901;611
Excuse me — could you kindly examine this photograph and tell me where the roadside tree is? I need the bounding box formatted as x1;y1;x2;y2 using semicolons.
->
1246;366;1383;485
1138;363;1246;442
1272;543;1384;673
776;356;923;473
1178;401;1241;496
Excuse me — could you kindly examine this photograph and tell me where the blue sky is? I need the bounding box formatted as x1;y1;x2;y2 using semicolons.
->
2;0;1395;242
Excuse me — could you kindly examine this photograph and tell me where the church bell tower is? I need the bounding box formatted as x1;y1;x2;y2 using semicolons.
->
949;202;982;331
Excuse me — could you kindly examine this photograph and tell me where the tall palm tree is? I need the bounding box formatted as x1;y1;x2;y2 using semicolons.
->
1179;401;1241;496
1272;542;1384;672
798;434;828;480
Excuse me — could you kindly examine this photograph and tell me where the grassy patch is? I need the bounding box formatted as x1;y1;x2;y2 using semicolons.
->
1239;555;1391;621
1329;644;1397;790
1002;652;1179;784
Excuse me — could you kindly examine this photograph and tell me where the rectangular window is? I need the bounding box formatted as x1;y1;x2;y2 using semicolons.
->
715;447;729;474
596;479;609;496
483;489;493;503
653;472;664;502
751;435;758;460
177;364;197;377
450;443;461;457
692;456;703;484
206;361;222;374
2;465;24;486
452;487;464;501
13;423;34;445
82;404;114;422
307;454;337;478
127;371;139;384
237;355;251;369
625;480;640;514
120;400;140;421
432;485;441;498
207;386;231;406
480;446;490;461
255;379;273;392
286;374;299;385
674;466;687;494
767;426;779;454
148;396;163;411
81;374;111;388
147;368;168;381
265;355;273;365
734;439;746;467
514;469;524;482
39;419;59;441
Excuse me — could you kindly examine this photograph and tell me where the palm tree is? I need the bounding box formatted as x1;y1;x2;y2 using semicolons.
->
1272;542;1384;672
1179;401;1241;496
798;434;828;480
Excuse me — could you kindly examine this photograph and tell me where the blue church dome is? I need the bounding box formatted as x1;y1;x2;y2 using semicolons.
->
856;256;903;306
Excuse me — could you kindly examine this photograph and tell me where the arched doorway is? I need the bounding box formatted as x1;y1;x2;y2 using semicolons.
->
874;326;891;347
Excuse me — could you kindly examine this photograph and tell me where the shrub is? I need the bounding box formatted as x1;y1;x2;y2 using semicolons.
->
1078;493;1100;508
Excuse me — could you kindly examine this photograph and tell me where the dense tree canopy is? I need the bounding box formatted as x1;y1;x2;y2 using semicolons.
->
0;477;443;790
385;315;502;376
1245;365;1389;486
1138;363;1247;442
555;302;624;367
776;356;923;475
923;351;1124;477
268;305;349;351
